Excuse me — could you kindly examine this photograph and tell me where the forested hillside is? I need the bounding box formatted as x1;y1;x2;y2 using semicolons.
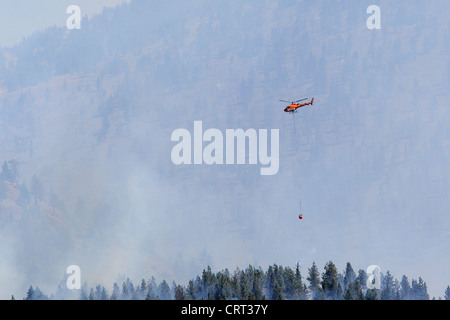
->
1;0;450;299
19;261;450;300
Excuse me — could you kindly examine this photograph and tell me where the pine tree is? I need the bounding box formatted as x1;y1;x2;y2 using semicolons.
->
252;268;265;300
101;287;108;300
175;285;185;300
271;264;286;297
147;277;159;299
110;283;120;300
419;278;429;300
138;279;147;299
215;271;232;300
145;282;157;300
400;275;410;300
352;280;365;300
121;278;135;300
266;266;278;299
239;269;250;300
25;286;35;300
381;271;394;300
444;285;450;300
344;280;364;300
411;277;429;300
35;287;47;300
271;281;285;300
264;264;287;300
94;285;106;300
356;269;368;291
231;270;240;299
294;263;307;300
343;262;356;291
392;278;401;300
80;283;89;300
307;262;322;299
344;287;354;300
158;280;172;300
282;266;297;299
88;288;95;300
185;279;196;300
25;286;47;300
321;261;343;300
201;266;216;299
365;288;378;300
381;283;392;300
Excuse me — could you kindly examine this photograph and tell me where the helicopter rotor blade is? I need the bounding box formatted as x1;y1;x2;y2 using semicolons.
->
294;98;308;103
279;99;292;103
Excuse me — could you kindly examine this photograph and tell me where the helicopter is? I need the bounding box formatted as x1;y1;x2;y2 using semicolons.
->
281;98;314;113
281;96;316;221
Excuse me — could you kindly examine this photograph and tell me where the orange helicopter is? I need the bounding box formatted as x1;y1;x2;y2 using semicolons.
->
281;97;314;113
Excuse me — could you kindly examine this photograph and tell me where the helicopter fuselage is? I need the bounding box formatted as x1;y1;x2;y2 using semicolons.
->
283;98;314;113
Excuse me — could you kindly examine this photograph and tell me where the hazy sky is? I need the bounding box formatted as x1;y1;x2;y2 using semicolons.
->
0;0;449;300
0;0;130;47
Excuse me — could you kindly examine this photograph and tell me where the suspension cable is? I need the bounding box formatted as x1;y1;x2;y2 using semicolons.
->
292;113;302;213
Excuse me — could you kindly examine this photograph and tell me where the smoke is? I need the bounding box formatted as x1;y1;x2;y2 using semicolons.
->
1;0;450;299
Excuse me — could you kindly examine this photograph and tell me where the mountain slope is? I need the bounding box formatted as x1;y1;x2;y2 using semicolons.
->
0;0;449;298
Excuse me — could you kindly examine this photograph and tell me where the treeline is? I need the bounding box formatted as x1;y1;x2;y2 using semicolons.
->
19;262;450;300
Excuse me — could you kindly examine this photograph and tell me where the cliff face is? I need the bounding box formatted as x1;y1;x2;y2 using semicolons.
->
0;0;449;298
